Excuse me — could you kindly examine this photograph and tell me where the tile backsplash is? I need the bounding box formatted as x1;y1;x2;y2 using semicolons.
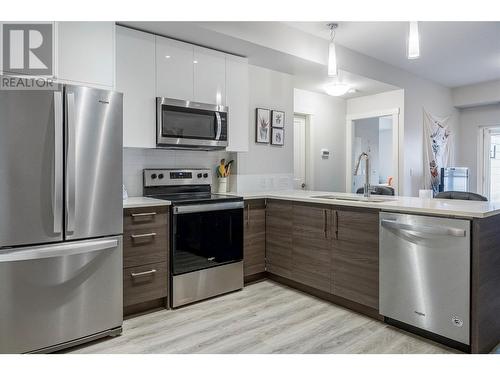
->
123;148;236;197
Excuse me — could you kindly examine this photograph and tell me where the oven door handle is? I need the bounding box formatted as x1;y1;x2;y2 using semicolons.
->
174;201;244;214
215;112;222;141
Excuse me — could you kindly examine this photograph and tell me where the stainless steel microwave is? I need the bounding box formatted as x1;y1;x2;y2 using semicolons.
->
156;97;228;150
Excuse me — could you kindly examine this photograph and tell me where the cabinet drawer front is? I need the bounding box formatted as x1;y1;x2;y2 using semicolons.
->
124;206;168;231
123;262;168;307
123;225;168;268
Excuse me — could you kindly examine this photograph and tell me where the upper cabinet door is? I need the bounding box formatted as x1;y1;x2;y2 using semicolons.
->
116;26;156;148
156;36;194;101
56;22;115;89
226;55;249;152
193;46;226;106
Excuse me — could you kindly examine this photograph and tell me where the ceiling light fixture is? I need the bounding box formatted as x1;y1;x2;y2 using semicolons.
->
327;23;338;77
324;82;351;97
407;21;420;59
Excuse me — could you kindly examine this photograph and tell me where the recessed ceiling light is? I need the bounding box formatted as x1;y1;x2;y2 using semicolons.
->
193;60;198;64
165;55;171;59
324;82;351;96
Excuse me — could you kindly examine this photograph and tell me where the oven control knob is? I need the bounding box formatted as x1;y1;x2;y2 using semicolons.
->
158;173;164;179
197;173;202;178
203;173;208;178
151;173;157;179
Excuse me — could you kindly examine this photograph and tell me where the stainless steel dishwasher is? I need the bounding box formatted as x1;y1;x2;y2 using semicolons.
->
379;212;470;346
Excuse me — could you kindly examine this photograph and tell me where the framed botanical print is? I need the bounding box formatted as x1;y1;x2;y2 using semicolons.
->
271;110;285;128
271;127;284;146
255;108;271;143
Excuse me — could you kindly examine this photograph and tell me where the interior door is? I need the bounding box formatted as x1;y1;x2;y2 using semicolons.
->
480;127;500;201
293;115;307;190
65;85;123;240
0;89;64;247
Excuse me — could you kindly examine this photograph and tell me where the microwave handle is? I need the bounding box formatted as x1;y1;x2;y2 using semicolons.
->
215;112;222;140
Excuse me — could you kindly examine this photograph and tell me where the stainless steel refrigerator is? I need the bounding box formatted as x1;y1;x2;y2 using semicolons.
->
0;85;123;353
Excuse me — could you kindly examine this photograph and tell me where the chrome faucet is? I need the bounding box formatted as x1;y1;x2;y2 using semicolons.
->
354;152;370;197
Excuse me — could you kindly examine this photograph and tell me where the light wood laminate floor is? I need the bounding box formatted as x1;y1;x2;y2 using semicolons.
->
70;280;461;354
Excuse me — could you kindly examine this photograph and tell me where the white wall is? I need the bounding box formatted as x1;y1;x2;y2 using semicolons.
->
379;128;393;184
452;79;500;108
293;88;346;192
457;104;500;193
235;65;295;192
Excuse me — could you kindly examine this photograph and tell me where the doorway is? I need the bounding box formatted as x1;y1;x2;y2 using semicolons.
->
346;109;400;194
478;126;500;201
293;114;308;190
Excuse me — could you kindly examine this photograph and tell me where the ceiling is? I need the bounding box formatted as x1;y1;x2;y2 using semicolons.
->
293;69;399;99
286;21;500;88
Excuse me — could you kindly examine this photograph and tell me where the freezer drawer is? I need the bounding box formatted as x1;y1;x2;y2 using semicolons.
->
379;212;470;345
0;236;123;353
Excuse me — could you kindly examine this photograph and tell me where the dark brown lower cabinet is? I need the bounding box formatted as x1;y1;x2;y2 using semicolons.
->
123;206;169;316
332;207;380;310
265;200;293;278
243;199;266;277
291;203;332;293
265;200;380;311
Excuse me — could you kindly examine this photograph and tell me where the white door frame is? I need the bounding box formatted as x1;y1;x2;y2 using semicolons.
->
293;113;314;190
477;125;500;199
345;108;401;194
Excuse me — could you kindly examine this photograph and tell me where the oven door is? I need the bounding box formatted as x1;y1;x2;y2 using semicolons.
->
157;98;228;149
171;201;243;276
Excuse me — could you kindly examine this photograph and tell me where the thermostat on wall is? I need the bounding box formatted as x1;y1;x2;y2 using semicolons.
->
321;149;330;159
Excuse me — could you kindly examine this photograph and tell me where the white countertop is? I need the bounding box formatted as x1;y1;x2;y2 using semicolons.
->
228;190;500;219
123;196;171;209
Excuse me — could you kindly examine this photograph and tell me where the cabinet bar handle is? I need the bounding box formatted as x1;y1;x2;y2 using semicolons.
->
131;212;157;217
130;232;157;239
131;269;157;278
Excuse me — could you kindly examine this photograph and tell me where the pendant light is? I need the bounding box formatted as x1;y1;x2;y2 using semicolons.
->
327;23;338;77
324;82;351;96
407;21;420;59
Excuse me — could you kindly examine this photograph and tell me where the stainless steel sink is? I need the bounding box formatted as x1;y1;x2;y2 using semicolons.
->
309;195;391;203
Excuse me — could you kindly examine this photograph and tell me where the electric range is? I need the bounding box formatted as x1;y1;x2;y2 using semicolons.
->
143;168;244;308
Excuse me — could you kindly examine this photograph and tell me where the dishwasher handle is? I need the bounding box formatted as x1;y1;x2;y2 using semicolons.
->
381;219;466;237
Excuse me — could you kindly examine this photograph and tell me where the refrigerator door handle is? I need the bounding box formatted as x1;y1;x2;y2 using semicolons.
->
66;91;76;233
53;91;63;234
0;238;118;262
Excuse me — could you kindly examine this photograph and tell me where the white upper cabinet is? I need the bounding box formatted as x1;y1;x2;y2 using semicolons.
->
193;46;226;106
156;36;194;100
226;55;249;152
116;26;156;148
56;22;115;89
